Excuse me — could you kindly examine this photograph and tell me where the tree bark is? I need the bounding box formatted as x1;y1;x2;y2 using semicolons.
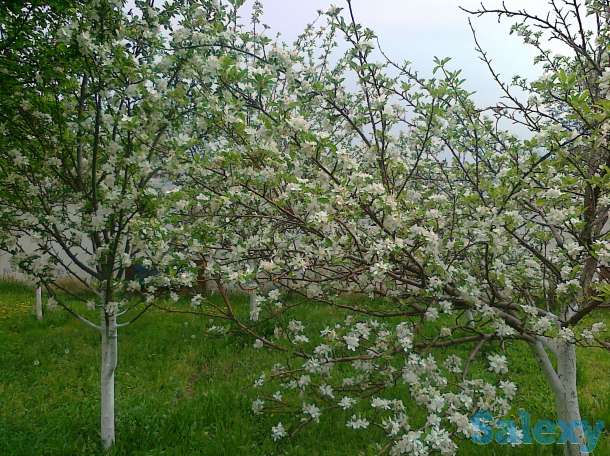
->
100;311;118;450
249;291;258;321
464;309;475;328
556;341;586;456
531;339;586;456
34;287;43;320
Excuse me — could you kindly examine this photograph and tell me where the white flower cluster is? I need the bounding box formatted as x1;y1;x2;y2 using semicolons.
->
247;315;513;454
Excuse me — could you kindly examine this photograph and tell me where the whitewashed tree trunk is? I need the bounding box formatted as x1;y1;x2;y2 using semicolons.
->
556;341;586;456
249;291;258;322
464;309;475;328
532;339;586;456
100;311;118;450
34;287;43;320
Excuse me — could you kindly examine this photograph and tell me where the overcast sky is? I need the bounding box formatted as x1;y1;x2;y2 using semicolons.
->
240;0;562;107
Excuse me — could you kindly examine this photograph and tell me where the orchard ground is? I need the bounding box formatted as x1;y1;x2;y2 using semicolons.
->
1;280;609;455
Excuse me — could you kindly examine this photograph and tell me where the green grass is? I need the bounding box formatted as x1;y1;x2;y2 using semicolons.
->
0;280;608;455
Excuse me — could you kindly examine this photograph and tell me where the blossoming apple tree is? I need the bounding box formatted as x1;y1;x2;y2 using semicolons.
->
0;0;237;449
174;1;610;455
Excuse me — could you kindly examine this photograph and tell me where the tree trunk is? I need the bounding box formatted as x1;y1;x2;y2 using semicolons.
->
464;309;475;328
249;291;258;322
531;339;586;456
555;341;586;456
100;311;118;450
34;287;43;320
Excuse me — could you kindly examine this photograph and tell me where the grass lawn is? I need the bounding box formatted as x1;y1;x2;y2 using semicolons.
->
0;280;609;455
